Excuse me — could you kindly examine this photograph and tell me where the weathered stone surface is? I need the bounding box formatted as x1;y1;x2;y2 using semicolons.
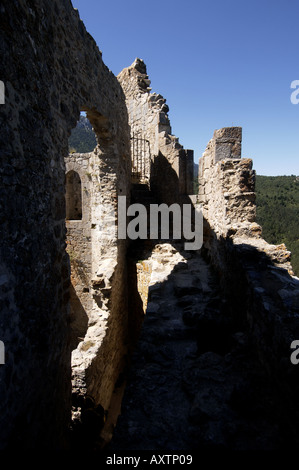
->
1;0;299;453
118;59;194;202
195;130;299;447
0;0;130;449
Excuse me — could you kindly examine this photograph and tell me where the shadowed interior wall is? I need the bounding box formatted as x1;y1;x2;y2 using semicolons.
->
0;0;130;449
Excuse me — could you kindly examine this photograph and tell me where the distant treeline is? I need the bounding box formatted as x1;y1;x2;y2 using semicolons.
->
255;175;299;276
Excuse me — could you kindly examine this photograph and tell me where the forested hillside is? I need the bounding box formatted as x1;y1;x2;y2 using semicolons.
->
68;115;97;153
255;175;299;276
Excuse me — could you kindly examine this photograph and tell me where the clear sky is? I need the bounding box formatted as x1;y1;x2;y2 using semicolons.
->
71;0;299;176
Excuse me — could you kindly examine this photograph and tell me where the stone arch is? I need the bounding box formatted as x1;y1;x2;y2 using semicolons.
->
0;0;132;449
66;170;82;220
83;107;112;145
64;103;131;440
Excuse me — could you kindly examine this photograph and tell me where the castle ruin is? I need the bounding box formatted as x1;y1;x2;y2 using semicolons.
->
0;0;299;450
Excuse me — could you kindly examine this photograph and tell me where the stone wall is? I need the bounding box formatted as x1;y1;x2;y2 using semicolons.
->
1;0;299;451
198;128;299;426
198;126;294;272
65;153;93;354
118;59;194;203
0;0;130;449
198;127;257;238
65;148;131;424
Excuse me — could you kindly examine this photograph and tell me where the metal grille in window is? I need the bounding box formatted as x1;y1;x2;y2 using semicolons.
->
131;134;151;183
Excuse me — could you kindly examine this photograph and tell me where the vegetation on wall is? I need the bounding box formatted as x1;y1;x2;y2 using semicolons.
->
255;175;299;276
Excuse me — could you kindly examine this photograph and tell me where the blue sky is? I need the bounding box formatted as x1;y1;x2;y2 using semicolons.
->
72;0;299;175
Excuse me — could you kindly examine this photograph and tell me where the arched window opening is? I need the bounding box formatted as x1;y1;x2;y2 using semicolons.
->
66;170;82;220
68;111;97;154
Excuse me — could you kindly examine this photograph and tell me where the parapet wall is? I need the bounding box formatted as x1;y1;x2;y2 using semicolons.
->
198;128;299;426
198;127;257;238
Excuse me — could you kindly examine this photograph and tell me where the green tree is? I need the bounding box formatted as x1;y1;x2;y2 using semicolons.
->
255;175;299;276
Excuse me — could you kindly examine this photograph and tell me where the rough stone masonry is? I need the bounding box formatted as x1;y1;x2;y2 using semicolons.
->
0;0;131;449
0;0;299;451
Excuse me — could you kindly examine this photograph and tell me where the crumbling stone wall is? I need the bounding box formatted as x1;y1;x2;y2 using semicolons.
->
118;59;193;203
65;153;93;353
198;127;299;427
1;0;299;451
65;148;131;423
198;127;257;238
0;0;130;449
198;126;294;272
